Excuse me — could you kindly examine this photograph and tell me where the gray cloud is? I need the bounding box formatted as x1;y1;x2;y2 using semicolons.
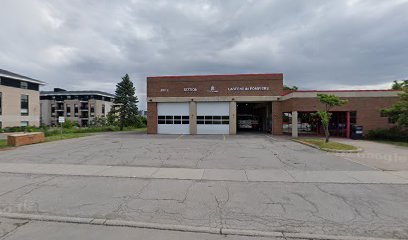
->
1;0;408;109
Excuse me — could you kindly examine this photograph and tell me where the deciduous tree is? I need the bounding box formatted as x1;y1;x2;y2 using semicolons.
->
313;94;348;143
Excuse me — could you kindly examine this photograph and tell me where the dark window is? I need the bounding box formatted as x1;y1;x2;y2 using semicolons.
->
20;81;28;89
0;77;39;91
102;104;105;114
182;115;189;124
66;104;71;117
174;116;181;124
350;111;357;124
198;115;229;125
158;115;189;124
74;104;79;117
165;115;173;124
0;92;2;115
21;95;29;116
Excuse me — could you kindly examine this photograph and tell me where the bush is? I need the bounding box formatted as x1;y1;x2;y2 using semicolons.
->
2;126;42;133
89;116;109;128
366;127;408;142
61;119;77;129
135;115;147;128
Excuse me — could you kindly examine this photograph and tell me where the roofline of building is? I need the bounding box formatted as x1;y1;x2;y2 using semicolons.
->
148;73;283;79
40;91;115;98
0;73;46;85
281;89;401;96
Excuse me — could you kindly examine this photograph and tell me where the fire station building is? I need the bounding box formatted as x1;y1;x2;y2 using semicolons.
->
146;73;400;137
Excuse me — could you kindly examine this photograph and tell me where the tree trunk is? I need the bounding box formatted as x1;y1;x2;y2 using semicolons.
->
324;126;330;143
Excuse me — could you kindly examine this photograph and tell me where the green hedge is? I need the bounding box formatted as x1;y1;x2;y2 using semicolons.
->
366;127;408;142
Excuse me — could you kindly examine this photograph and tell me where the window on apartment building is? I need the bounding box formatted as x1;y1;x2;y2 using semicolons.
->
20;81;28;89
74;104;79;117
90;105;95;117
0;92;2;115
0;121;2;129
102;104;105;115
20;121;29;127
66;104;71;117
51;104;56;116
20;95;29;116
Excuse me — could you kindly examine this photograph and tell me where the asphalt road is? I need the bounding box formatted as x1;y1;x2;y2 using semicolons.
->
0;133;407;239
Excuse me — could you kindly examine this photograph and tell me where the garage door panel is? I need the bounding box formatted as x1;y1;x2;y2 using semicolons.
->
197;102;230;135
157;103;190;134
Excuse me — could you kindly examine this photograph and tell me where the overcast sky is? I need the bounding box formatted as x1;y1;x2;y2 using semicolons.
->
1;0;408;109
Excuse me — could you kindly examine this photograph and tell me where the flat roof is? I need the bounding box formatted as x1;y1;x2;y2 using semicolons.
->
0;68;46;85
148;73;283;79
282;89;400;96
40;90;115;98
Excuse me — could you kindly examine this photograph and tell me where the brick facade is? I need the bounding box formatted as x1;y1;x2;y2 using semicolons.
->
280;96;400;133
147;102;157;134
146;73;401;136
147;74;284;98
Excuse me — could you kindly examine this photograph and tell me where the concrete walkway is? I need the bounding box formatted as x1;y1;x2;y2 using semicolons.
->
0;163;407;184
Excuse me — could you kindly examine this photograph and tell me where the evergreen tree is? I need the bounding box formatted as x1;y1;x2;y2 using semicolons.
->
109;74;139;130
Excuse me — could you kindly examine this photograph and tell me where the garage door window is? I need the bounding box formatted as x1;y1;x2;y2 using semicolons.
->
197;116;229;125
158;115;189;124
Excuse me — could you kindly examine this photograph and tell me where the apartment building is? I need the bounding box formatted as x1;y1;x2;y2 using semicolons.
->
40;89;115;127
0;69;45;128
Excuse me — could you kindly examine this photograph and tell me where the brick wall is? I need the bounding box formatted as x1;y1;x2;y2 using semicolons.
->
147;74;284;98
147;102;157;134
280;97;400;133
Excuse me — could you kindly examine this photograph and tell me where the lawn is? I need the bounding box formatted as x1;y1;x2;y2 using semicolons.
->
45;132;92;142
294;138;359;151
0;140;9;149
0;127;146;149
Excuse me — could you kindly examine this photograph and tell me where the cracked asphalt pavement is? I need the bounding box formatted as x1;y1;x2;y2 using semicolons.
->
0;133;407;239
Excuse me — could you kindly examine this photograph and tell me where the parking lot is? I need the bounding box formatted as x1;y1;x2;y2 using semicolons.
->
0;132;408;239
0;132;371;171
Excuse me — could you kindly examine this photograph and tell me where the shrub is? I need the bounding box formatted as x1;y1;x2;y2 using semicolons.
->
366;127;408;142
89;116;109;128
61;119;77;129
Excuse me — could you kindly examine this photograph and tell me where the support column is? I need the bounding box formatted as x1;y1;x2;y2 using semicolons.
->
292;111;298;138
189;101;197;135
271;101;282;135
346;111;351;138
147;102;157;134
229;101;237;135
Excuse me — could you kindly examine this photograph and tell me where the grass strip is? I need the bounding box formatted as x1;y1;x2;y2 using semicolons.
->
294;138;358;151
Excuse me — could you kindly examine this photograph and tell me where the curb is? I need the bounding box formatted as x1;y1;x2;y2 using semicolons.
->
0;212;402;240
291;139;363;153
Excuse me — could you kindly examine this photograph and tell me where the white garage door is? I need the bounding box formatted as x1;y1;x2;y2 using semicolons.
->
197;102;230;134
157;103;190;134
